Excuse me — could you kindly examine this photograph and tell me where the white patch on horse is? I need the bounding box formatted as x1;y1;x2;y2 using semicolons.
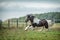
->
33;18;40;24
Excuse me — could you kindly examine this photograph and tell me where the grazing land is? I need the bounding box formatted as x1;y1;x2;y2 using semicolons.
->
0;23;60;40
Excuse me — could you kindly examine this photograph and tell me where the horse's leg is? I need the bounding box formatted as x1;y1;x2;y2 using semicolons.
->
25;25;30;31
29;25;34;30
42;26;44;31
37;26;44;31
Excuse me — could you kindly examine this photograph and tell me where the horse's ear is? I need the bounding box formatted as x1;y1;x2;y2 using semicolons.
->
30;16;34;19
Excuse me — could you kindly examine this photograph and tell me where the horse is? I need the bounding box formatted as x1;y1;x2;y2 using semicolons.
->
24;14;52;31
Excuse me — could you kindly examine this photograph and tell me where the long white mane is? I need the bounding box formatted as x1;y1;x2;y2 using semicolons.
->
33;18;40;24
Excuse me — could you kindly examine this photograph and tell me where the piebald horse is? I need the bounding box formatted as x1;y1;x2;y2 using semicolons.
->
25;14;53;31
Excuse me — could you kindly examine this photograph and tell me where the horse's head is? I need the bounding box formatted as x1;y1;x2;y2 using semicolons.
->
25;14;34;23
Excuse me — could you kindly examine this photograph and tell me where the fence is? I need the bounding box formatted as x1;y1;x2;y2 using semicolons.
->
2;19;26;29
54;19;60;23
0;20;2;29
0;19;60;29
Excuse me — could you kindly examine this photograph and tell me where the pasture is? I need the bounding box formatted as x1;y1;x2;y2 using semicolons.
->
0;23;60;40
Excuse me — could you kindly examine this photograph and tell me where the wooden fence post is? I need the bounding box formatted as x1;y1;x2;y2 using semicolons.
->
17;19;18;28
8;19;10;28
0;20;2;29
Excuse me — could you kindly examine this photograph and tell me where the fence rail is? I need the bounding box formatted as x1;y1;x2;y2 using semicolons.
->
0;19;60;29
1;19;26;28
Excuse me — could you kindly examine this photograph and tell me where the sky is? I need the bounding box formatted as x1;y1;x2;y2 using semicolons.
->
0;0;60;21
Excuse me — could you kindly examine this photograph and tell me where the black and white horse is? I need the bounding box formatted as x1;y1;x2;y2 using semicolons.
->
25;14;53;31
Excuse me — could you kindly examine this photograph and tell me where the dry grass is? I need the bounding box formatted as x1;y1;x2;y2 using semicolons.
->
0;23;60;40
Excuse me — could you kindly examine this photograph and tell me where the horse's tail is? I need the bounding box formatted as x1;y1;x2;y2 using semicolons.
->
45;21;48;29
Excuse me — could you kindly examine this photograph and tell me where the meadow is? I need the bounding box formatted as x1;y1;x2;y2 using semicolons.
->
0;23;60;40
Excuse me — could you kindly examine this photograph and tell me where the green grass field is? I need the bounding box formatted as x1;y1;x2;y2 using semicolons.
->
0;23;60;40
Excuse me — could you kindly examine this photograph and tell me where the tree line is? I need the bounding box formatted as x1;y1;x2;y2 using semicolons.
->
4;12;60;23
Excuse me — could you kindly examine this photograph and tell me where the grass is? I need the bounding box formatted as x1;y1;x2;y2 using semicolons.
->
0;23;60;40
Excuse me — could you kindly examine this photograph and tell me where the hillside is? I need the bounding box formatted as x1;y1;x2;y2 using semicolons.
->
4;12;60;23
